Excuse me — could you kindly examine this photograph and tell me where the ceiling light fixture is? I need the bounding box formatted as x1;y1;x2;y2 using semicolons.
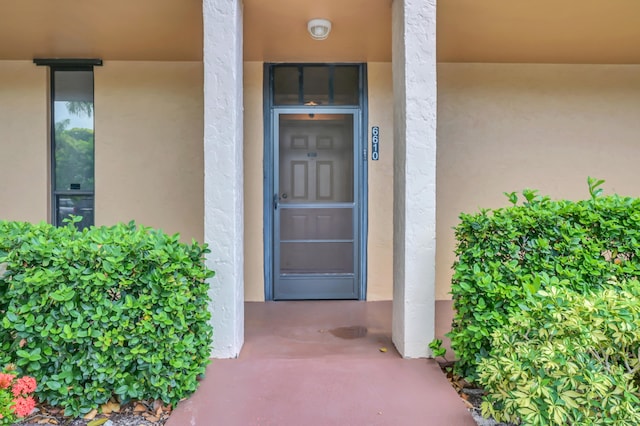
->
307;18;332;40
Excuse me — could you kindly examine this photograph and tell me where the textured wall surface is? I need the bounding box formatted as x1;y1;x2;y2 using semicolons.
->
366;62;395;300
242;61;265;302
437;63;640;300
95;61;203;242
392;0;437;358
203;0;244;358
0;61;48;222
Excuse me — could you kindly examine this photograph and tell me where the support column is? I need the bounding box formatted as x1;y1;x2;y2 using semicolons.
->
391;0;437;358
203;0;244;358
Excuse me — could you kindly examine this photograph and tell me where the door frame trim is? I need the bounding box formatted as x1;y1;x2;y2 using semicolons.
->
262;63;368;301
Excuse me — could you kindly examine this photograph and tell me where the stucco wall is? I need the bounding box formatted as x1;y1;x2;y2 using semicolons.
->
0;61;48;222
391;0;438;357
366;62;394;300
204;0;245;357
95;61;204;242
242;62;395;301
437;63;640;300
243;61;265;301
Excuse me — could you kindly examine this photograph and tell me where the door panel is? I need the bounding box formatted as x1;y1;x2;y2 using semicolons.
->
279;121;353;204
274;113;358;300
280;242;353;274
290;161;309;200
280;208;353;240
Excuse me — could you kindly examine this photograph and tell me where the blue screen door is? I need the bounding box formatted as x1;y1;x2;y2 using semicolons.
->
273;112;361;299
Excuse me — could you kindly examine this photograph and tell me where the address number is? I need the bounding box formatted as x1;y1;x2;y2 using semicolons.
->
371;126;380;161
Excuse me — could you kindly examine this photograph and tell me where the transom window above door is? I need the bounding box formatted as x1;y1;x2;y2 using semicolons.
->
272;64;361;106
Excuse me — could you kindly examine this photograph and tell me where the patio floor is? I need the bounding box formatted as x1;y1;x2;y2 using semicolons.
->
166;300;474;426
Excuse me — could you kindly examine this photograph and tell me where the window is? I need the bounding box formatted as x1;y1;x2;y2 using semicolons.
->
35;59;101;229
272;64;361;106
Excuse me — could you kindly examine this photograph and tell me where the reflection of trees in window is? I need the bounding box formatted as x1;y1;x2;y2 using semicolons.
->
66;101;93;118
54;118;94;191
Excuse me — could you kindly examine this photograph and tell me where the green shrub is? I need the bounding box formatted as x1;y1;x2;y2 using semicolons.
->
0;219;214;416
477;279;640;425
449;178;640;380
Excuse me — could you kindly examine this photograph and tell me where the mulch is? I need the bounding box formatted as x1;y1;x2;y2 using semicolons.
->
437;360;484;410
14;399;171;426
437;360;517;426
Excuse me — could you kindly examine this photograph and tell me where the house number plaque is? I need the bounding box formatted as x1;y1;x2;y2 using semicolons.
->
371;126;380;161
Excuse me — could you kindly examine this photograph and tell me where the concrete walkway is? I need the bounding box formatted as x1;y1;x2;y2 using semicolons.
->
167;301;475;426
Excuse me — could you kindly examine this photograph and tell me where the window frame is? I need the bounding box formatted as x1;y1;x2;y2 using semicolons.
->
270;63;363;107
34;58;102;229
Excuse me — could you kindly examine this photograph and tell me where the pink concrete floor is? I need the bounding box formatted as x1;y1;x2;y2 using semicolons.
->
167;301;474;426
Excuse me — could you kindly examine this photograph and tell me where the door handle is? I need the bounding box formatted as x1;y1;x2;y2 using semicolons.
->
274;193;279;210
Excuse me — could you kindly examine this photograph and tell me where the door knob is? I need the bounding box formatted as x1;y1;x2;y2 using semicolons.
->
281;193;288;199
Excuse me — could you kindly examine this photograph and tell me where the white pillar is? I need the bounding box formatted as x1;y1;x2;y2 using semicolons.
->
391;0;437;358
203;0;244;358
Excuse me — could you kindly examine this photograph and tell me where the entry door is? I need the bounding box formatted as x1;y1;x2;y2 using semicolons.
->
274;112;360;299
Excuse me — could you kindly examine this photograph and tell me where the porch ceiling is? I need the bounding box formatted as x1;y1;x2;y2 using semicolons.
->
0;0;639;63
439;0;640;64
0;0;203;61
246;0;640;64
243;0;391;62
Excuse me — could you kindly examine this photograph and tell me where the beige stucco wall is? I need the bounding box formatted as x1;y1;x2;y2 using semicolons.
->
243;61;265;301
95;61;204;242
366;62;394;300
7;60;639;305
242;62;395;301
0;61;48;222
436;63;640;300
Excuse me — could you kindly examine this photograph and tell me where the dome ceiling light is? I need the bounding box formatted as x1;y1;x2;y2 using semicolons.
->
307;18;332;41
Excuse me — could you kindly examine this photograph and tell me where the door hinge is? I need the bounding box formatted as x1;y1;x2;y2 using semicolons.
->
362;149;367;161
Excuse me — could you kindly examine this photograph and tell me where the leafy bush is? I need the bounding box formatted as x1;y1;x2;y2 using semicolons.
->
449;178;640;380
477;279;640;425
0;219;214;416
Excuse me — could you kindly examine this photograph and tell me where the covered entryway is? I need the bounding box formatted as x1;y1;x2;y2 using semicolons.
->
204;0;437;358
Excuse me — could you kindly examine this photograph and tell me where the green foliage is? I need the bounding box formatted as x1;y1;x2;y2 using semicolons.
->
449;179;640;380
477;280;640;425
428;339;447;359
0;220;214;417
65;101;94;118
